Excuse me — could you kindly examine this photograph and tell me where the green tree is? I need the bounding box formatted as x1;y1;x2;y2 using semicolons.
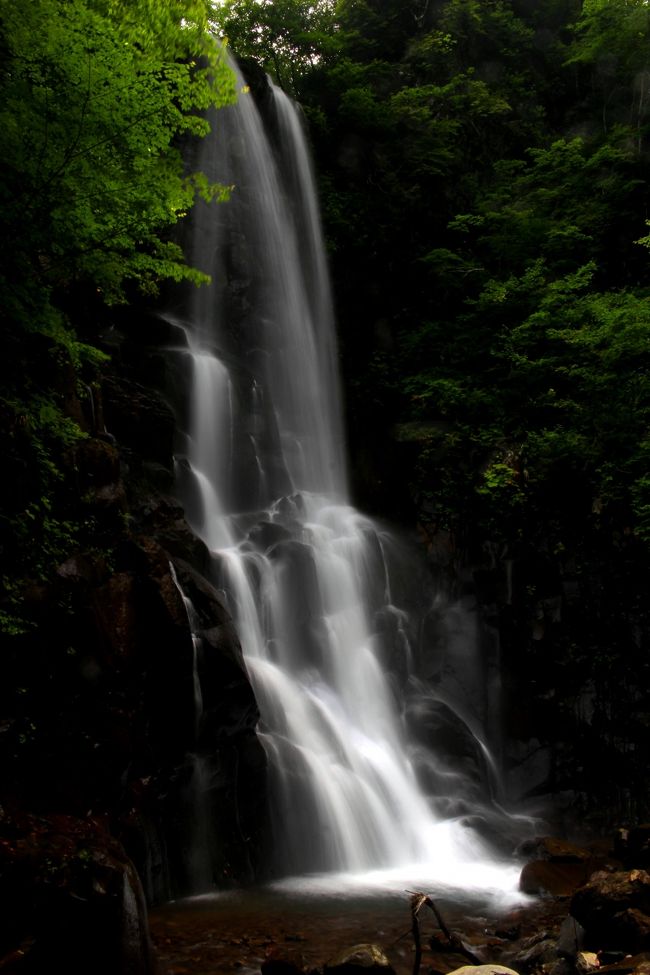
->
566;0;650;146
0;0;235;310
0;0;235;629
213;0;339;91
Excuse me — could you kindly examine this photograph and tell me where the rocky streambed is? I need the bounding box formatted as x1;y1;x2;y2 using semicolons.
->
149;831;650;975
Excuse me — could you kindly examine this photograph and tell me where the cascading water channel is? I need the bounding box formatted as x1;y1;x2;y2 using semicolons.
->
168;562;214;893
171;58;527;895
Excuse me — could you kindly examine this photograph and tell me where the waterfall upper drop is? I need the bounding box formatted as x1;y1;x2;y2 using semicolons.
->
172;59;523;893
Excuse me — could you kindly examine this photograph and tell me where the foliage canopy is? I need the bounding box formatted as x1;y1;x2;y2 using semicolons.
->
216;0;650;555
0;0;235;627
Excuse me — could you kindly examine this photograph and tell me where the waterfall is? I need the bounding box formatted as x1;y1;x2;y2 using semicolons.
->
171;59;526;893
169;562;214;893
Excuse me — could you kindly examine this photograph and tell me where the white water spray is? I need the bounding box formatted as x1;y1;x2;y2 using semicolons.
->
173;60;526;895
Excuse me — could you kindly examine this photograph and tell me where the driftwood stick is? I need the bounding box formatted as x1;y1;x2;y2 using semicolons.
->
423;894;453;942
410;893;426;975
408;890;483;972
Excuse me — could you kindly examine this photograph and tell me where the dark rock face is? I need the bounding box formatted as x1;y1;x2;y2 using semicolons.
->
0;304;270;950
102;373;176;470
1;528;267;903
413;503;650;831
262;945;309;975
519;837;618;897
0;812;155;975
520;860;599;898
571;870;650;952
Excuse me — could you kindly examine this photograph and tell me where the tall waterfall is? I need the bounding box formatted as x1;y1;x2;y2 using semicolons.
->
173;61;524;892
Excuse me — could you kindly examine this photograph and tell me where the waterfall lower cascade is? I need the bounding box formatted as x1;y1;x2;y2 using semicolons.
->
172;61;525;897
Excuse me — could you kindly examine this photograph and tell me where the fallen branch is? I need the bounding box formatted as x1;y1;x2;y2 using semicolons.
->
409;891;482;975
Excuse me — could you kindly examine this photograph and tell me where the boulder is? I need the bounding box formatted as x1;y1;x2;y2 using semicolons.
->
324;943;395;974
576;952;601;974
571;870;650;952
520;860;599;897
513;934;558;971
556;915;586;957
262;945;308;975
0;811;156;975
519;836;618;897
445;968;520;975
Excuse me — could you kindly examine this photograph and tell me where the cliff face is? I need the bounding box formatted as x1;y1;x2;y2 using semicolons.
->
2;241;649;971
0;306;269;968
361;427;650;836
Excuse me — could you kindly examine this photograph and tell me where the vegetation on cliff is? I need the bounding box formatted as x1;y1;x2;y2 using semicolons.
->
217;0;650;552
213;0;650;817
0;0;234;632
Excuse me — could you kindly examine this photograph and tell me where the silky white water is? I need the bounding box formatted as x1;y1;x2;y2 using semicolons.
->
169;562;214;892
173;59;526;894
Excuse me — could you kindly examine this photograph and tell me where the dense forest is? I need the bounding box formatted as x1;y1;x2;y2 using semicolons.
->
220;0;650;540
218;0;650;820
1;0;650;970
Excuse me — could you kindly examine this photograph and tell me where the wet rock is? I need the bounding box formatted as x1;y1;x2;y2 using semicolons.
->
610;908;650;952
521;837;595;862
92;479;128;510
445;967;520;975
130;312;189;349
135;495;212;575
262;945;308;975
70;435;126;517
576;951;601;973
149;554;267;887
519;836;617;897
520;859;598;896
523;938;558;967
141;460;174;492
249;520;292;551
56;552;110;589
75;436;121;488
598;952;650;974
0;811;156;975
571;870;650;952
556;915;586;957
495;924;522;941
572;870;650;918
324;943;395;974
512;930;558;971
4;519;267;896
547;960;575;975
103;374;175;468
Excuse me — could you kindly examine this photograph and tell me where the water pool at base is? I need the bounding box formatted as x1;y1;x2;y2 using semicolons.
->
150;866;539;975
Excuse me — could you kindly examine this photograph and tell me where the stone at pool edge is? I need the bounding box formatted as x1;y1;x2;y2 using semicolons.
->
324;943;396;974
444;967;521;975
520;860;599;896
570;869;650;952
519;836;621;896
261;944;309;975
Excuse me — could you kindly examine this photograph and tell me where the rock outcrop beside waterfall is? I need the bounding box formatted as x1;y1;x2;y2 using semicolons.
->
369;423;650;835
0;308;269;969
355;378;650;834
0;811;156;975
